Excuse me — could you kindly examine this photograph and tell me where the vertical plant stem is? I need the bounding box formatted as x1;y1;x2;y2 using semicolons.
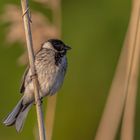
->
45;0;61;140
52;0;61;37
21;0;46;140
46;96;57;140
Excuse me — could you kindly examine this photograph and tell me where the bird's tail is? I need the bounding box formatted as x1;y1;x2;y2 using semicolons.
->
3;98;32;132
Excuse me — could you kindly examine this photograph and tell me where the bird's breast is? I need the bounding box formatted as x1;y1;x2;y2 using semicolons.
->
36;55;67;97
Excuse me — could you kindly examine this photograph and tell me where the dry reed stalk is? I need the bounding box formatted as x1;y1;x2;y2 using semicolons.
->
95;0;140;140
45;1;61;140
95;32;129;140
120;0;140;139
21;0;46;140
46;95;57;140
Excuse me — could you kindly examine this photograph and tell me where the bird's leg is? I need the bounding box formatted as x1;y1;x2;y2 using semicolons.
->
40;97;43;104
30;73;43;105
34;97;43;105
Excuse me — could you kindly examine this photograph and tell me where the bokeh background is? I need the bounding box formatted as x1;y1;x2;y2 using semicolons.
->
1;0;140;140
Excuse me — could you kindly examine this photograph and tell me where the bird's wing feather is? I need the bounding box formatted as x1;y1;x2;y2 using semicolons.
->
19;48;43;94
20;66;30;93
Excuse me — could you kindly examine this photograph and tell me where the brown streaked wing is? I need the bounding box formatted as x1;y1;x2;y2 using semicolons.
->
19;47;43;94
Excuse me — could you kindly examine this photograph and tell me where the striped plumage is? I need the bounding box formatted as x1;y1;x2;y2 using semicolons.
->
3;39;71;132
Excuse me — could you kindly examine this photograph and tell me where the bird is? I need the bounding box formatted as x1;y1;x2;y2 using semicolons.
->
3;39;71;132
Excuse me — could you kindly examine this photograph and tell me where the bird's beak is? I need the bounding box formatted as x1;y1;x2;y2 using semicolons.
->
65;45;71;50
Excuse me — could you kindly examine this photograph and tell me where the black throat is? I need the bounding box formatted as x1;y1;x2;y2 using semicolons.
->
55;51;66;66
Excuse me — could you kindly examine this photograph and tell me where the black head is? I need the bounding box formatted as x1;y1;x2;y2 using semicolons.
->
48;39;71;52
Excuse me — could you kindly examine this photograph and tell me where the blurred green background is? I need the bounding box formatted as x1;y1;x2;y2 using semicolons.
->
1;0;140;140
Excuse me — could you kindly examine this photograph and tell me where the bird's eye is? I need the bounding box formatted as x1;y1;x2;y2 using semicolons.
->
54;44;64;51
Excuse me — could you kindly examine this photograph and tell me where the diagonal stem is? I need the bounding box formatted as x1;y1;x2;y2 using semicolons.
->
95;0;140;140
120;2;140;140
21;0;46;140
